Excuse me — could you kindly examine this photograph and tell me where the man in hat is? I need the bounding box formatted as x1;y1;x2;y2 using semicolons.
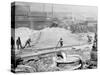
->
59;38;63;47
16;37;22;49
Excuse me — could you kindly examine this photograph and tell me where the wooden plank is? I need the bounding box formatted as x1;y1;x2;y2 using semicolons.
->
17;43;92;58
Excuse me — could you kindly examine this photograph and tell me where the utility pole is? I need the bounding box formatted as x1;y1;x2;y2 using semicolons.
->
52;4;54;19
28;5;34;29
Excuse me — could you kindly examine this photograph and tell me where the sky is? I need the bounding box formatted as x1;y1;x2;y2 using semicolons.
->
15;2;98;20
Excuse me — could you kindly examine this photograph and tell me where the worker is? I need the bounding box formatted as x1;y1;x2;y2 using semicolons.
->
87;35;92;44
24;38;31;48
59;38;63;47
16;37;22;49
